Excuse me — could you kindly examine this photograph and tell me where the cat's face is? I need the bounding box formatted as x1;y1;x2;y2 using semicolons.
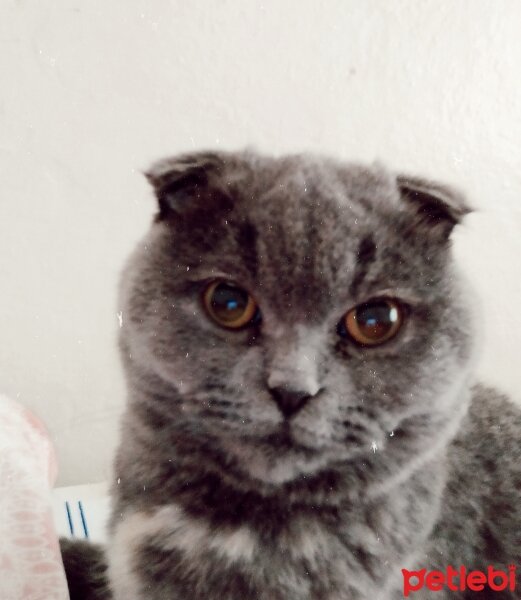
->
120;151;474;486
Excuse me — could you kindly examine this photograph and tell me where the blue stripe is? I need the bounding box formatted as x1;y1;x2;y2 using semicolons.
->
65;501;74;536
78;500;89;539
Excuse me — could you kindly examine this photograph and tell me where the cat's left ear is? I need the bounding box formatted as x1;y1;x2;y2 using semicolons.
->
397;175;472;240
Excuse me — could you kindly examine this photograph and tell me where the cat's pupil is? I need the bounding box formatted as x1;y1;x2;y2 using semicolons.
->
211;283;249;322
355;301;398;340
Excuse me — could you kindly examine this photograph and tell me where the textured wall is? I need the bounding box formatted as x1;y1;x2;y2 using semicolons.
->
1;1;520;485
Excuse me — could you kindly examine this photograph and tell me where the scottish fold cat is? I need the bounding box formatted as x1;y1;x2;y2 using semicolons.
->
62;150;521;600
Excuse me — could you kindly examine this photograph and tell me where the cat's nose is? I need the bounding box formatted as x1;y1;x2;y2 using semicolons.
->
269;386;313;419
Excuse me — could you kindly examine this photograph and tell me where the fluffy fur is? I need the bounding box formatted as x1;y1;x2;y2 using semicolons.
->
62;150;521;599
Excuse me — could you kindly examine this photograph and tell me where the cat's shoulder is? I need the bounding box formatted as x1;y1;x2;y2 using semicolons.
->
427;384;521;568
456;383;521;456
447;383;521;494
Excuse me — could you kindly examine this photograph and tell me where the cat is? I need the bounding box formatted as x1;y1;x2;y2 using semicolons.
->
61;150;521;600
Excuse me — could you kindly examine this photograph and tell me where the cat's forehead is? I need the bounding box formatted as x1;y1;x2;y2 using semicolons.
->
151;151;463;321
201;157;407;318
245;158;396;242
239;154;400;220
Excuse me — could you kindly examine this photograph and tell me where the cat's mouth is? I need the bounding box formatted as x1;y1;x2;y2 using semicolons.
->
264;425;311;452
261;422;330;455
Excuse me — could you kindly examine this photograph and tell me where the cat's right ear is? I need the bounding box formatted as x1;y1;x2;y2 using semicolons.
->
144;152;230;220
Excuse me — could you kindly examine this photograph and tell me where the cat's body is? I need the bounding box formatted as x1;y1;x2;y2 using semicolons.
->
105;386;521;600
62;151;521;599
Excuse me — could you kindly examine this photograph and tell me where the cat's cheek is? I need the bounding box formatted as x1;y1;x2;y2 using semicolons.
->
225;348;281;417
127;319;250;397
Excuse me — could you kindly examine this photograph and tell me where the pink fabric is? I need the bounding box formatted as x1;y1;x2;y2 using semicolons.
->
0;394;69;600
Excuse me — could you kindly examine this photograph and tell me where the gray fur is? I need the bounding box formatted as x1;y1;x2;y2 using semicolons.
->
93;150;519;599
60;538;110;600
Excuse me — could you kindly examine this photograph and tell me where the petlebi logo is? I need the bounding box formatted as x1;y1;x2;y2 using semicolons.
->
402;565;516;597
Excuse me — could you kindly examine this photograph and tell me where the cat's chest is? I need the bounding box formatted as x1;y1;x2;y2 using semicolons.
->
108;502;396;600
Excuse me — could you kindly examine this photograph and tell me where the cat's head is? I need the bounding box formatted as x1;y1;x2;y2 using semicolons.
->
119;150;474;489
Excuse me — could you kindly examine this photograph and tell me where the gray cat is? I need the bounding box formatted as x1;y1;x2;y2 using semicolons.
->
61;150;521;600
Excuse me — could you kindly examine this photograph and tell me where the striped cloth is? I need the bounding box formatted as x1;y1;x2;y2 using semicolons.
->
0;394;69;600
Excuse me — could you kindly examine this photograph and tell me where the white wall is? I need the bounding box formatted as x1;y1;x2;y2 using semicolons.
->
1;1;520;486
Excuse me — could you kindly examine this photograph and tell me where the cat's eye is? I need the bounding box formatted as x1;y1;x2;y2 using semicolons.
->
203;280;260;329
339;299;403;346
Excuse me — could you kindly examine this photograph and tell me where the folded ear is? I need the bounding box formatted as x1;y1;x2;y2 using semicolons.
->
397;175;472;240
144;152;230;219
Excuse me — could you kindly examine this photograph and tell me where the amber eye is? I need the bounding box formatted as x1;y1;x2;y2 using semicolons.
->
203;281;260;329
340;299;403;346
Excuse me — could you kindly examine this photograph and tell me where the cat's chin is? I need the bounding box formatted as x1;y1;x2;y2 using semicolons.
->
217;427;351;486
235;446;333;485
